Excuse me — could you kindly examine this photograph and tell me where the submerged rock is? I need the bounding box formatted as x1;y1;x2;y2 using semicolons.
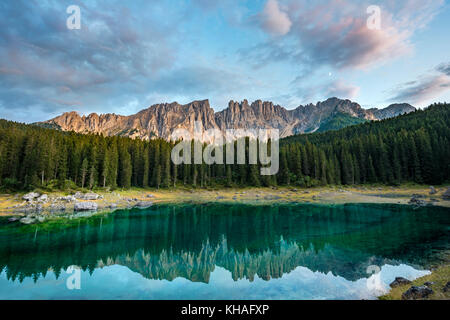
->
50;204;66;212
134;201;153;209
74;202;98;211
401;286;433;300
390;277;412;288
20;217;36;225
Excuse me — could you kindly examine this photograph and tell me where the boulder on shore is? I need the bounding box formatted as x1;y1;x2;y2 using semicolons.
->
390;277;412;288
264;195;282;200
443;188;450;200
443;281;450;292
23;192;40;201
58;195;76;202
74;202;98;211
409;195;427;207
37;194;48;203
74;192;102;200
14;203;43;214
429;186;437;195
401;286;433;300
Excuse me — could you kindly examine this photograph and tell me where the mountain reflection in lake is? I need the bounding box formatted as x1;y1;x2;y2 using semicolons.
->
0;203;448;300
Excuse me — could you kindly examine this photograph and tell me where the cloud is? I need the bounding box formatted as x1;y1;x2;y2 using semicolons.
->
0;0;446;122
388;62;450;105
0;0;181;122
257;0;292;36
436;62;450;76
250;0;444;70
153;67;250;94
0;0;264;122
326;80;360;99
294;79;360;105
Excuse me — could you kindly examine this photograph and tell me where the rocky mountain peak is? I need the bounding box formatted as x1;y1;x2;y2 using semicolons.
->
39;98;416;141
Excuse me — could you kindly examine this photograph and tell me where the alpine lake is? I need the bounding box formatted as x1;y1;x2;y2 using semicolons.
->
0;202;449;300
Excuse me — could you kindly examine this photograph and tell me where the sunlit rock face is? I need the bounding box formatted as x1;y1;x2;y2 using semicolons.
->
38;98;415;141
368;103;416;120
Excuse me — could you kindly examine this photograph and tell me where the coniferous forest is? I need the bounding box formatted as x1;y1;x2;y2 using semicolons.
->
0;103;448;191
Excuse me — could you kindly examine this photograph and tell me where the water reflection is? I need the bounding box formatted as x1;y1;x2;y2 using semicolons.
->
0;203;448;299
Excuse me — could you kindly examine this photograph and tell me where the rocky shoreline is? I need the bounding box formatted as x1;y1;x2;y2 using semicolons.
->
380;262;450;300
1;185;449;225
2;191;155;225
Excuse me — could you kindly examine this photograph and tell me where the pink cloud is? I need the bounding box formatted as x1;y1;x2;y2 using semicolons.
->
255;0;444;70
326;80;360;99
390;74;450;105
259;0;292;36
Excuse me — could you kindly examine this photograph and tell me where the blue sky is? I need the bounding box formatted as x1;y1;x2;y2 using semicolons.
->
0;0;449;123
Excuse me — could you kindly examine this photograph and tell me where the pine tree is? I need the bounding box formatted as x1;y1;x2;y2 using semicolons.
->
57;145;68;189
155;165;162;189
142;147;149;188
80;158;88;189
226;165;232;187
119;145;132;189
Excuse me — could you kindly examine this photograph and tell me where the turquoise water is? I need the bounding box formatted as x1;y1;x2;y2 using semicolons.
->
0;203;449;300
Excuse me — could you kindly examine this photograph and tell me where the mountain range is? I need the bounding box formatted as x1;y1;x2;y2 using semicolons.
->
39;98;416;141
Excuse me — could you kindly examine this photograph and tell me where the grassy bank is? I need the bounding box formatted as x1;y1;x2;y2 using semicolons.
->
1;184;449;216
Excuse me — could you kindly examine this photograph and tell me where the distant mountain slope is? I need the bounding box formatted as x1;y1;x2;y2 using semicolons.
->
368;103;416;120
316;112;368;133
37;98;415;141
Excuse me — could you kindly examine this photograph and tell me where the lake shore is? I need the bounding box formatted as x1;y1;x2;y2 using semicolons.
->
1;184;449;219
379;252;450;300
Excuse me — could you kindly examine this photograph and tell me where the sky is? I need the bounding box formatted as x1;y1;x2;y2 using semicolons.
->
0;0;450;123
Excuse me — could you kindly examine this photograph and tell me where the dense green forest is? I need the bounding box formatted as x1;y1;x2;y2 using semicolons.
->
0;103;448;191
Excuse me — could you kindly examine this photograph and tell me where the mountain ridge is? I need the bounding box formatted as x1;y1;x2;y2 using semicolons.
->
38;98;416;141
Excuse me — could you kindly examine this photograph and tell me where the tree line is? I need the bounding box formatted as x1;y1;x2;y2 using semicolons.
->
0;103;448;191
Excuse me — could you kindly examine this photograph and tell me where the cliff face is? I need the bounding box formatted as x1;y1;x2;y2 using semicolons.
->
40;98;415;141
